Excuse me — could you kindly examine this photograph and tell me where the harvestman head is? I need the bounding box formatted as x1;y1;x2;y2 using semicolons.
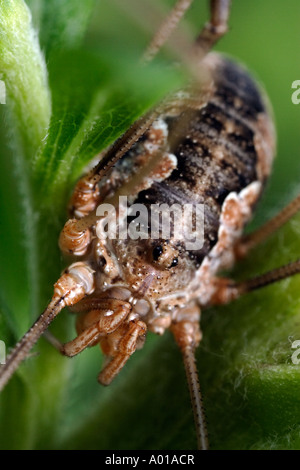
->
2;0;300;451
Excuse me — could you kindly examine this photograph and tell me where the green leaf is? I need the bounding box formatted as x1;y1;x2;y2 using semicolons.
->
26;0;96;58
0;0;50;157
0;0;50;337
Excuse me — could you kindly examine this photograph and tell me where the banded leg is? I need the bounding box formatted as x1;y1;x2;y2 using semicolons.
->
98;320;147;385
62;299;132;357
0;262;95;391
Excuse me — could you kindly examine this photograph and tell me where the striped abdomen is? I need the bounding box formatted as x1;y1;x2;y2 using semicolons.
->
131;54;275;267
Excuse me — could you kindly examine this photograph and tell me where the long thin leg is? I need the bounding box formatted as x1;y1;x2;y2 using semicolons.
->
194;0;231;59
182;346;209;450
207;259;300;307
171;313;209;451
236;194;300;258
236;259;300;295
0;263;95;391
143;0;194;63
143;0;231;64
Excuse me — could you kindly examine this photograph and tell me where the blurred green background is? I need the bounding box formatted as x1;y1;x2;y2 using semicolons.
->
0;0;300;450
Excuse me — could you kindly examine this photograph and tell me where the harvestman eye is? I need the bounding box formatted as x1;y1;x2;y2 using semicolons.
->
152;245;164;261
170;257;178;267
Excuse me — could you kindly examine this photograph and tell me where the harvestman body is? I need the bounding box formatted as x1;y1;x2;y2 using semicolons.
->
2;0;300;450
